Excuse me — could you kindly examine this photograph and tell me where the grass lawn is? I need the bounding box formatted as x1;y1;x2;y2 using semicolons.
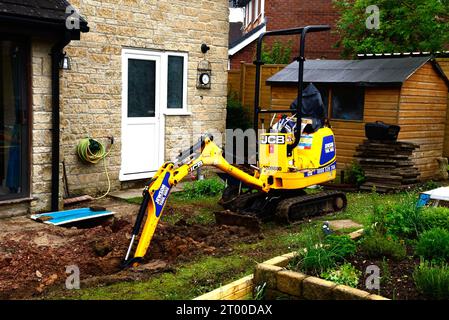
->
46;189;419;300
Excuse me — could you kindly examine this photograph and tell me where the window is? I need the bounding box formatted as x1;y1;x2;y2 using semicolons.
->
127;59;156;117
248;1;253;23
167;56;184;109
164;52;188;114
255;0;259;18
0;39;30;201
331;86;365;121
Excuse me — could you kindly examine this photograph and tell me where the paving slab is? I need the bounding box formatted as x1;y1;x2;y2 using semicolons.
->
328;219;363;231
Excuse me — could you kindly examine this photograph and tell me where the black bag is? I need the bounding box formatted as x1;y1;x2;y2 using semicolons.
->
365;121;401;141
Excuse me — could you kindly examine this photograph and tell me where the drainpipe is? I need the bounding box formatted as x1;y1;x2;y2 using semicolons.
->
50;32;71;212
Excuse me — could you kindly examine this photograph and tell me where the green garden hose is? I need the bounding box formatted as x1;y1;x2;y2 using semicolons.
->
77;137;113;200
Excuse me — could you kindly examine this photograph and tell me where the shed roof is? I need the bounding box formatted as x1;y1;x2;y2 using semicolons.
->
267;56;449;87
0;0;88;32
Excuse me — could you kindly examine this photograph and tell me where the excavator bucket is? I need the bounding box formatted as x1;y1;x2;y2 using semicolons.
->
214;210;262;232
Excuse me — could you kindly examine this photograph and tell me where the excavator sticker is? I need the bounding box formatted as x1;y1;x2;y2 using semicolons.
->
153;173;172;218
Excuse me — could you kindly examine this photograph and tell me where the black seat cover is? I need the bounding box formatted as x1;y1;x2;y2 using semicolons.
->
290;83;326;133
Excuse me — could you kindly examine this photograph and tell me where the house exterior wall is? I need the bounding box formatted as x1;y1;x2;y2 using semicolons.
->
230;0;341;70
1;0;229;216
57;0;229;200
437;58;449;157
30;39;57;214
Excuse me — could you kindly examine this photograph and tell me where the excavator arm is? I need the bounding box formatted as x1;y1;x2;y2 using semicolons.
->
122;134;265;267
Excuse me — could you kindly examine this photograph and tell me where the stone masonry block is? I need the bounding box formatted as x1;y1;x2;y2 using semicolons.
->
333;285;371;300
254;264;283;289
303;277;337;300
276;270;308;297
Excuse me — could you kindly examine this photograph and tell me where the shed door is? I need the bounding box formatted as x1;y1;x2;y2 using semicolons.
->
120;50;164;181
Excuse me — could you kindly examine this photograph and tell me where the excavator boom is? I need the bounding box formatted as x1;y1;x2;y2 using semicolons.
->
122;135;264;267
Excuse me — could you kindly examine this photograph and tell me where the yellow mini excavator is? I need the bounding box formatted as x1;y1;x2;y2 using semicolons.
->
122;26;347;267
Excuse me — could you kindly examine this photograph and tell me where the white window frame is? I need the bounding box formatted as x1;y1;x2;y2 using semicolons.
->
248;1;253;24
255;0;259;20
261;0;265;19
163;51;190;116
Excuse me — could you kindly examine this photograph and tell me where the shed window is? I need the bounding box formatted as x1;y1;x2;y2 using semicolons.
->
331;86;364;121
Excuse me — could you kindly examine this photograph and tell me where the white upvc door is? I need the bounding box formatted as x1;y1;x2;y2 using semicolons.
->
120;49;165;181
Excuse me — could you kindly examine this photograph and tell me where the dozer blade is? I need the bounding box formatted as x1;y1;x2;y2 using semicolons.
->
214;210;262;232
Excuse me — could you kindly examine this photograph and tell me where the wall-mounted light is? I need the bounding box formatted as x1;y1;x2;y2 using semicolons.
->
201;43;210;54
59;53;71;70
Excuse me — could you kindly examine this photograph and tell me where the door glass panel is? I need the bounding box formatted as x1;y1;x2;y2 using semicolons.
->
0;40;29;200
167;56;184;109
127;59;156;117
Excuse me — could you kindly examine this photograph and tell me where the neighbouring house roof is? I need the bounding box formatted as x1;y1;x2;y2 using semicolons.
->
267;56;449;87
0;0;89;33
229;21;266;56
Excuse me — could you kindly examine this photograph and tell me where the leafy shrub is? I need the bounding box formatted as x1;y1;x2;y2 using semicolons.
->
359;233;407;261
321;263;361;288
183;178;225;198
414;261;449;300
226;92;252;130
420;207;449;232
415;228;449;263
371;195;423;239
260;40;293;65
291;235;356;274
345;161;365;186
324;235;357;258
291;245;340;274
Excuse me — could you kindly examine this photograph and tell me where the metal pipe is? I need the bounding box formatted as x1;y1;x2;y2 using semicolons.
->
50;34;71;212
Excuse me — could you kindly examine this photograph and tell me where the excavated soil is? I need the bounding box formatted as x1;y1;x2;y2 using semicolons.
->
0;200;259;299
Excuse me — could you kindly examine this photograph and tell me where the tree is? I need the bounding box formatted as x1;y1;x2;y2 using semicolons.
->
334;0;449;58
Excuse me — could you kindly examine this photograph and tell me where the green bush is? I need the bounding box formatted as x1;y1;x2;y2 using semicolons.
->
421;207;449;232
345;161;365;186
291;235;356;274
359;233;407;261
260;40;293;65
321;263;361;288
324;235;357;258
415;228;449;263
183;178;225;198
226;92;252;130
414;261;449;300
291;245;340;274
371;195;424;239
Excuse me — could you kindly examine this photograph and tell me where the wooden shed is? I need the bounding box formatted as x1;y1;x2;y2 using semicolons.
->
266;56;449;180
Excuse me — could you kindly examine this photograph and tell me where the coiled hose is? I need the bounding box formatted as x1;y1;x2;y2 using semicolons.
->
77;137;113;200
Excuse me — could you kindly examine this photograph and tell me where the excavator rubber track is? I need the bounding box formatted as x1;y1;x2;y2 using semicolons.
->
215;190;347;231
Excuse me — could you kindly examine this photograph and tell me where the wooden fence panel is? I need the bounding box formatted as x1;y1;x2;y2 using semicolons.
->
229;63;287;123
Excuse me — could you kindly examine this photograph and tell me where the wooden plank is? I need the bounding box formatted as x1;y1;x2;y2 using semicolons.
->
193;274;254;300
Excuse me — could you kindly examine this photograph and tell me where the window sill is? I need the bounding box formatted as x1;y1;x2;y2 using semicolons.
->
164;111;192;116
0;196;35;206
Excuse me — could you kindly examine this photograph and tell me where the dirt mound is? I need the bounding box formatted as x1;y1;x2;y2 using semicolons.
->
0;216;258;299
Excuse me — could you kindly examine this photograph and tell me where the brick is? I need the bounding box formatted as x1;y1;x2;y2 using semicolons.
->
263;256;290;267
333;285;371;300
303;277;337;300
254;263;283;289
276;270;308;297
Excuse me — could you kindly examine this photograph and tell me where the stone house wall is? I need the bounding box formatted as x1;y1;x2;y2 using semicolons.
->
25;0;229;214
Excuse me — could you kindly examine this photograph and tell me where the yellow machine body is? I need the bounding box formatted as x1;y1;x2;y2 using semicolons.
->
258;127;337;190
125;126;338;266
